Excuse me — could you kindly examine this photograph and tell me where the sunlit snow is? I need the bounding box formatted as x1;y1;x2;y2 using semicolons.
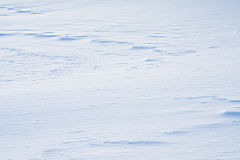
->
1;0;240;159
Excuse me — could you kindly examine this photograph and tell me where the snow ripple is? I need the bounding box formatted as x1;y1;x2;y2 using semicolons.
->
100;140;166;146
223;110;240;117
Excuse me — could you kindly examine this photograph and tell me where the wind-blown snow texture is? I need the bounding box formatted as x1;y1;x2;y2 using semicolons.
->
1;0;240;159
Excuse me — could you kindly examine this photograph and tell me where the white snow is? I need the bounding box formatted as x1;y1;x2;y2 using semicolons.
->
1;0;240;159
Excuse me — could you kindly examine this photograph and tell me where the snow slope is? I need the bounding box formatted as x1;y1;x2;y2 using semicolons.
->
1;0;240;159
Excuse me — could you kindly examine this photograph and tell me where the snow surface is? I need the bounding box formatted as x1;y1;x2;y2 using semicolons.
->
1;0;240;159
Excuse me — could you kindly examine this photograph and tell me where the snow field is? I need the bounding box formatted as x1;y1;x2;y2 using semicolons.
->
1;0;240;159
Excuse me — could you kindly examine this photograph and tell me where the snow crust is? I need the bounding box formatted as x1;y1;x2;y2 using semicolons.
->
1;0;240;159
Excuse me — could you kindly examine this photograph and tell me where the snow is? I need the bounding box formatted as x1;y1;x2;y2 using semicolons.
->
1;0;240;159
